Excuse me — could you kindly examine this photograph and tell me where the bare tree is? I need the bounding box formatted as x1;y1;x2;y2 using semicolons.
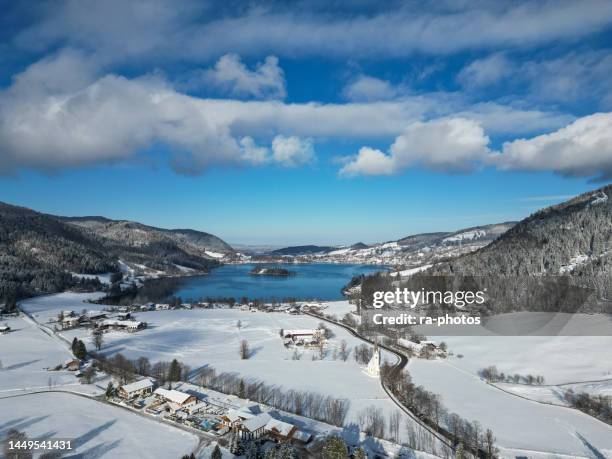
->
237;320;242;330
339;340;349;361
388;410;401;441
239;339;250;359
92;330;104;351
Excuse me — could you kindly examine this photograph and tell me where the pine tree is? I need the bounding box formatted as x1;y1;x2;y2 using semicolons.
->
245;441;259;459
210;445;222;459
277;444;299;459
238;379;246;398
352;447;367;459
321;436;349;459
73;340;87;359
105;382;114;398
455;442;465;459
168;359;181;381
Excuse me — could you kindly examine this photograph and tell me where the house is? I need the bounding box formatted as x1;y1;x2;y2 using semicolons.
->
282;329;323;344
153;388;198;412
0;324;11;334
99;319;146;332
221;404;261;429
240;413;271;440
85;311;107;321
61;316;80;329
185;401;209;415
64;359;81;371
118;378;155;400
265;418;298;442
291;429;312;444
155;303;170;310
62;310;75;317
117;312;131;320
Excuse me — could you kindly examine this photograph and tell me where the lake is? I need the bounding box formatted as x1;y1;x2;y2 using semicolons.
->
171;263;386;301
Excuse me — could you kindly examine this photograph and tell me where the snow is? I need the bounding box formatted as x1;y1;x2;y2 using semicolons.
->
442;230;485;244
408;359;612;457
0;315;79;394
71;272;113;284
0;392;198;458
19;293;441;448
320;300;357;318
559;254;590;273
205;250;226;259
590;191;608;206
174;263;197;273
413;313;612;385
390;264;433;277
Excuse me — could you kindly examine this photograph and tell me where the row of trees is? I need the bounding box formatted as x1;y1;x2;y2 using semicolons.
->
94;352;190;386
564;390;612;425
381;362;498;457
479;365;545;385
195;366;349;427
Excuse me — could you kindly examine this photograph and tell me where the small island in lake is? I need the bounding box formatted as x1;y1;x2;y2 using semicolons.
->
249;266;295;276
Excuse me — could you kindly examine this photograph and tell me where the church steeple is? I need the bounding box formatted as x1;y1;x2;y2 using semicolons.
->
366;343;380;378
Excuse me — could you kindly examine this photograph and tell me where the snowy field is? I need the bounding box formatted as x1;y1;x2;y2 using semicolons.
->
19;293;449;453
0;314;80;394
0;392;198;458
414;312;612;384
408;359;612;458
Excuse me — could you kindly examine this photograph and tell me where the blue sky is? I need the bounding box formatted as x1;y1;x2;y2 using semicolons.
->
0;1;611;245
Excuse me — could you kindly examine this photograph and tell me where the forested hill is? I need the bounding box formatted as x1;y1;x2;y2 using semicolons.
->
429;185;612;303
0;201;234;301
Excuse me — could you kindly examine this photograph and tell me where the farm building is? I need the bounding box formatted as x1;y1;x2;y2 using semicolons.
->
61;316;80;329
118;378;155;400
99;319;146;332
0;324;11;334
153;388;198;412
282;329;323;344
240;413;272;440
64;359;80;371
84;311;107;321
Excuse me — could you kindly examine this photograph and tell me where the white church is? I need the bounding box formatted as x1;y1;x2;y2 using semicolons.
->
366;344;380;378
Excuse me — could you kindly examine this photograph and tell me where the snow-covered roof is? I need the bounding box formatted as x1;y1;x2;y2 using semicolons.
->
86;311;106;318
121;378;154;394
154;388;194;405
226;408;255;422
0;324;10;331
292;429;312;442
283;329;320;336
102;319;143;328
242;413;272;432
265;418;295;436
187;401;208;413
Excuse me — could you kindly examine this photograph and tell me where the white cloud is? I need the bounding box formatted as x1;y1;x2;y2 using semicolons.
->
341;113;612;180
14;1;612;60
457;53;511;88
495;112;612;180
339;147;395;176
459;50;612;109
239;136;269;165
0;51;582;176
343;76;399;102
271;135;314;167
340;118;491;176
200;54;286;99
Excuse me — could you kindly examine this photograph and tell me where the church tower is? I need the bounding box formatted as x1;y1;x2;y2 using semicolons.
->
366;343;380;378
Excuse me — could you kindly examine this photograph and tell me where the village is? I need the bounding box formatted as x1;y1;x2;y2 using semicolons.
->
108;377;314;451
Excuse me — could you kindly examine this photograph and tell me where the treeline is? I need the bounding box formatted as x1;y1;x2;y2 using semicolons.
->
564;390;612;425
381;362;498;458
479;366;545;385
195;366;349;427
95;352;191;386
